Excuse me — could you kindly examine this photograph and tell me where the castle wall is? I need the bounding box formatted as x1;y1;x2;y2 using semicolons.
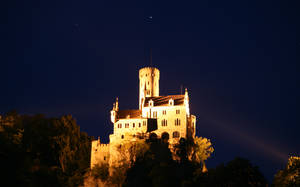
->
113;118;147;142
90;139;110;168
143;105;187;140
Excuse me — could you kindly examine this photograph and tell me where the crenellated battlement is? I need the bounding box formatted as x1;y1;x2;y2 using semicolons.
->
90;138;110;168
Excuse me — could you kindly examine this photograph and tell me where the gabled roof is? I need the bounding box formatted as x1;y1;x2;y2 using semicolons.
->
144;95;185;107
117;110;142;119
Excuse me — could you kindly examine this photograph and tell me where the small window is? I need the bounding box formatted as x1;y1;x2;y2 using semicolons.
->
149;100;154;107
118;124;122;128
162;110;166;115
173;131;180;138
139;123;141;127
133;123;135;128
176;109;180;114
169;99;174;106
121;135;124;139
161;119;167;126
175;118;181;126
148;81;149;85
143;121;146;126
153;111;157;118
104;156;106;160
125;123;129;128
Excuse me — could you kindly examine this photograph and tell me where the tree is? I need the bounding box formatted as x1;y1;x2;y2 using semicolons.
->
91;163;109;181
190;137;214;164
193;157;267;187
0;112;92;186
173;136;214;172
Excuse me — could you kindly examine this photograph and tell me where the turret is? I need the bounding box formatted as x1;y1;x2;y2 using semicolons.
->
139;67;160;109
184;88;190;117
110;97;119;123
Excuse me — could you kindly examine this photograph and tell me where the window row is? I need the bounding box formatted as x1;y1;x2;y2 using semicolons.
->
117;122;146;128
151;109;180;116
160;118;181;127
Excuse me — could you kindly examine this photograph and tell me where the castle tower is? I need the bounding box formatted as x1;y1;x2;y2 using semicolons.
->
139;67;160;109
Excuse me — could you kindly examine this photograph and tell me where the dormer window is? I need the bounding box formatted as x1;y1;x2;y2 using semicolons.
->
169;99;174;106
149;100;154;107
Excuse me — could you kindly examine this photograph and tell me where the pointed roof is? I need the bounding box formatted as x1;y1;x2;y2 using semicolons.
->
144;95;185;107
117;110;142;119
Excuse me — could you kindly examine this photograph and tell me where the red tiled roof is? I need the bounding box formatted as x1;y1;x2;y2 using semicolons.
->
144;95;184;107
117;110;142;119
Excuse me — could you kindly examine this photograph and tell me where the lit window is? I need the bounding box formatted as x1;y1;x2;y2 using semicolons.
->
169;99;174;106
175;119;181;126
153;111;157;118
118;124;122;128
149;100;154;107
125;123;129;128
161;119;167;126
173;131;180;138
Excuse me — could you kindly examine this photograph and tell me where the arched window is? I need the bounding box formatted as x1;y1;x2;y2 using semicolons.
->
121;135;124;139
169;99;174;106
161;132;169;140
149;133;157;140
173;131;180;138
149;100;154;107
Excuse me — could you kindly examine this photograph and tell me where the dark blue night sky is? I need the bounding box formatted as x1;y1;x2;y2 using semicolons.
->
2;0;299;181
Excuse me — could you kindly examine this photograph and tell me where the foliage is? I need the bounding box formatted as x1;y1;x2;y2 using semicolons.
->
116;134;150;167
273;156;300;187
91;163;109;181
124;138;180;187
192;157;267;187
173;136;214;170
0;111;92;186
190;136;214;164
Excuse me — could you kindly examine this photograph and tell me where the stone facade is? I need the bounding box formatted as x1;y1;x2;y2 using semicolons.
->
90;67;197;168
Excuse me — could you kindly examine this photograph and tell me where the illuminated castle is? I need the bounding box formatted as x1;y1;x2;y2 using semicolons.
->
90;67;197;167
